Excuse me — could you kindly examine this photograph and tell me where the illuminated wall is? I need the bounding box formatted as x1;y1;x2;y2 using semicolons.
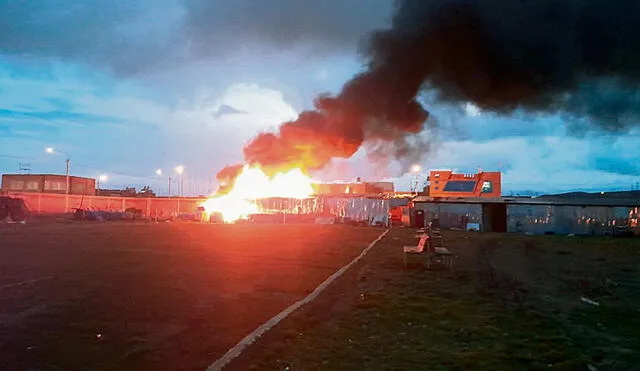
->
1;174;96;195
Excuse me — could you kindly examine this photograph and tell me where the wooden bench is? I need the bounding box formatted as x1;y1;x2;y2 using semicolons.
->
403;234;428;268
404;231;457;271
426;247;456;271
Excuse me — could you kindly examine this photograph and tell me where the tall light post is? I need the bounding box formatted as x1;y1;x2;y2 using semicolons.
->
46;147;71;194
410;164;422;193
175;165;185;197
46;147;71;211
154;169;172;196
97;174;108;190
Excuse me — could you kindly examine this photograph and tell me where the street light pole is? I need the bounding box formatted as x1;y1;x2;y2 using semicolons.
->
410;164;422;194
97;174;108;191
46;147;71;212
174;165;185;197
65;158;70;195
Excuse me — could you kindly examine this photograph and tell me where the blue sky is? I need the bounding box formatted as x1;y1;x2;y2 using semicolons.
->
1;0;638;195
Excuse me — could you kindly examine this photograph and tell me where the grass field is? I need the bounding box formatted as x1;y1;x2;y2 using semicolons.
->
227;229;640;371
0;222;383;371
3;223;639;370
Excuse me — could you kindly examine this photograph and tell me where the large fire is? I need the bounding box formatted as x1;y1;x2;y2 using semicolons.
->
200;165;314;223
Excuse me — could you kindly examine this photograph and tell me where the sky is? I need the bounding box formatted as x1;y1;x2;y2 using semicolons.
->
1;0;639;196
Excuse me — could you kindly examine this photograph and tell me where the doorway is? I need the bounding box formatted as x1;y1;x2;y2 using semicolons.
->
413;209;425;228
482;203;507;232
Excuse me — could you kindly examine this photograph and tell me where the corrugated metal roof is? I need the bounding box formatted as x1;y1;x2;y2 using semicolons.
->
412;196;640;207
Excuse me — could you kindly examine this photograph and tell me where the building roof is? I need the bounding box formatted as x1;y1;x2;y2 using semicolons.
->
1;173;94;180
412;196;640;207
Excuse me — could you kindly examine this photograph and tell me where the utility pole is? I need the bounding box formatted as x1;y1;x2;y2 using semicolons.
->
45;148;71;212
65;158;70;194
168;177;172;197
65;158;70;212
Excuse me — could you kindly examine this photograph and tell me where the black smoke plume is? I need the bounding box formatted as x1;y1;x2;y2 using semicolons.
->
220;0;640;180
381;0;640;130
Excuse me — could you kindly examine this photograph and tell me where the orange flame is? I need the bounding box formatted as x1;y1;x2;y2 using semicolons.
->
201;165;314;223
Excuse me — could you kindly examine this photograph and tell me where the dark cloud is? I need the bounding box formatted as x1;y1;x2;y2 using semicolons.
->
182;0;393;56
0;0;392;75
592;157;639;176
588;136;640;176
0;0;182;75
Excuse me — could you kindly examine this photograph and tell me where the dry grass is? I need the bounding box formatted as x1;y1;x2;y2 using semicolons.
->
233;229;640;371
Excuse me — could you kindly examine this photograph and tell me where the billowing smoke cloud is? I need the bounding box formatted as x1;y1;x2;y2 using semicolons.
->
219;0;640;181
241;82;429;174
383;0;640;131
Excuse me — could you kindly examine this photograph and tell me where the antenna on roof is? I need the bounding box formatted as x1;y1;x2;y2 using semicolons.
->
18;162;31;174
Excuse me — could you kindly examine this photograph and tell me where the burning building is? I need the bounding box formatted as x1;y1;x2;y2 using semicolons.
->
312;181;394;196
201;165;391;224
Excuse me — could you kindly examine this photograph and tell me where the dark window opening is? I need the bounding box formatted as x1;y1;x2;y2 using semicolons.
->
443;181;476;192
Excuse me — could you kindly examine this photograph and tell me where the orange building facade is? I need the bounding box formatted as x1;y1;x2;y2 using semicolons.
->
427;170;501;198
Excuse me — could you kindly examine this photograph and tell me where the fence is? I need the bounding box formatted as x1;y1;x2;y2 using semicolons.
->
6;192;206;218
6;192;391;223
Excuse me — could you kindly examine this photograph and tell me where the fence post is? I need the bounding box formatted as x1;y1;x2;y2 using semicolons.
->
37;193;42;214
122;197;126;211
146;198;151;217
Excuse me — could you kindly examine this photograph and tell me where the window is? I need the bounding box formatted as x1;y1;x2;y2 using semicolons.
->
10;181;24;190
481;181;493;193
443;181;476;192
26;181;39;190
45;181;65;191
